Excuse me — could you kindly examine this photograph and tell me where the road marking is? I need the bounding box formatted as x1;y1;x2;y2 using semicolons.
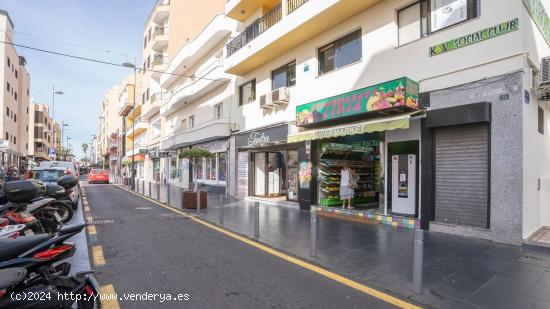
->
84;206;91;212
92;245;105;266
116;185;421;309
86;216;94;224
87;225;97;235
99;284;120;309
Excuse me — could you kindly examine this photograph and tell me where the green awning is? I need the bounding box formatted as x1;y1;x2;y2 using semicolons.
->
287;113;414;143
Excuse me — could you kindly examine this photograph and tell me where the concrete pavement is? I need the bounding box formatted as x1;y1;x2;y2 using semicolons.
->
83;181;406;308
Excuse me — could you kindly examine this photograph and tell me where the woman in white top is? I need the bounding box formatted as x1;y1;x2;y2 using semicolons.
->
340;161;354;209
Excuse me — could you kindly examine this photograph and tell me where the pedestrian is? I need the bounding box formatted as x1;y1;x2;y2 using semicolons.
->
340;161;356;209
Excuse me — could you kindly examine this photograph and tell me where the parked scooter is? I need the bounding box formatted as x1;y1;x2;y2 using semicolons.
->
0;218;25;239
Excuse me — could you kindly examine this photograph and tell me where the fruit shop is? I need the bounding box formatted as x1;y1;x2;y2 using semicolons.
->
288;77;423;223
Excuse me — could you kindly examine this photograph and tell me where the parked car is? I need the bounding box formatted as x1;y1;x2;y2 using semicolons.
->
88;169;109;184
38;161;79;177
30;167;80;208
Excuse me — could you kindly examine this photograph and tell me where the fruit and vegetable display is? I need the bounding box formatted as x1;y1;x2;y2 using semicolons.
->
295;77;420;126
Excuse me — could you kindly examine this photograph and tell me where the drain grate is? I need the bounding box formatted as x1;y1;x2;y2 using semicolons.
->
518;253;550;268
88;219;115;225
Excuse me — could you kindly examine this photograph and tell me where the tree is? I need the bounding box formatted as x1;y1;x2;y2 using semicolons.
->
178;148;214;192
57;147;73;161
81;143;89;163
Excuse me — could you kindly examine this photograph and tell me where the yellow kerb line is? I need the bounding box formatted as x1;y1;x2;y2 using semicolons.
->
99;284;120;309
91;245;105;266
116;185;421;309
87;225;97;235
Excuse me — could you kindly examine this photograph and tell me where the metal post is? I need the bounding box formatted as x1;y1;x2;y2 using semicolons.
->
413;228;424;294
254;201;259;238
167;184;171;205
310;208;317;257
196;191;200;214
157;183;160;201
149;182;152;197
219;195;224;225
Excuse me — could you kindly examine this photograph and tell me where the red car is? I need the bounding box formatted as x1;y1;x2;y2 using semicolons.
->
88;169;109;184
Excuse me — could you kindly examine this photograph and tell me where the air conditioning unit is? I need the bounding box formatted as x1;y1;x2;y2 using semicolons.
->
272;87;290;105
231;123;240;132
259;93;274;109
542;57;550;83
537;57;550;101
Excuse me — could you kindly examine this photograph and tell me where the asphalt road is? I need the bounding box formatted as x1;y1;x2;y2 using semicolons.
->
83;181;398;309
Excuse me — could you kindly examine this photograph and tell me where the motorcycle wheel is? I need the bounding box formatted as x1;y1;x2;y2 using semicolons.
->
54;276;97;309
51;201;74;223
37;217;59;234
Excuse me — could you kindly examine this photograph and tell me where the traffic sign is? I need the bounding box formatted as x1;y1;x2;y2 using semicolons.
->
48;148;56;157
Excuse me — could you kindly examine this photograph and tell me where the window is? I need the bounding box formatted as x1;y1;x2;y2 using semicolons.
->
5;132;8;141
239;80;256;105
218;153;227;181
272;61;296;90
539;107;544;134
205;158;214;180
6;82;9;92
5;107;9;117
398;0;479;45
14;114;16;122
143;36;147;48
189;116;195;128
318;29;362;75
195;158;203;180
26;107;28;114
146;88;150;100
13;136;16;145
214;103;223;119
180;119;187;131
15;70;17;79
7;57;10;68
142;92;145;104
14;92;17;101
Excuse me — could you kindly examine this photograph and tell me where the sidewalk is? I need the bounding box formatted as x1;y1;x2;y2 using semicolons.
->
122;180;550;308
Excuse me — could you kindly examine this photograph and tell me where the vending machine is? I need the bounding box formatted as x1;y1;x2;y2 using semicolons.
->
391;154;416;215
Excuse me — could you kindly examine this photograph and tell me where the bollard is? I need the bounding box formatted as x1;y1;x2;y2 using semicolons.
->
219;195;224;225
157;183;160;201
149;182;152;197
310;208;317;257
254;201;259;238
167;184;171;206
413;228;424;294
196;191;200;214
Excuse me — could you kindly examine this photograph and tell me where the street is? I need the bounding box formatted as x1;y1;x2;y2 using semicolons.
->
82;180;403;309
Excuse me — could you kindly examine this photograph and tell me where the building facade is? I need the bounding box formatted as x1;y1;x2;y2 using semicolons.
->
0;10;30;169
28;102;59;162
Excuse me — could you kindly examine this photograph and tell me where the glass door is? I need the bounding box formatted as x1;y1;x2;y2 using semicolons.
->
267;152;283;196
254;153;266;196
287;150;298;201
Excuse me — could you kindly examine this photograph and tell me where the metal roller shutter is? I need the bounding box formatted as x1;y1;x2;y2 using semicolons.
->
435;123;489;228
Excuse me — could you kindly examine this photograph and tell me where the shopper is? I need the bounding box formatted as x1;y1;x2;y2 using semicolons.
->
340;161;355;209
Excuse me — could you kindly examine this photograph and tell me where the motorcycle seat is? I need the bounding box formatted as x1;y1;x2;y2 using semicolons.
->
0;234;51;260
0;267;26;289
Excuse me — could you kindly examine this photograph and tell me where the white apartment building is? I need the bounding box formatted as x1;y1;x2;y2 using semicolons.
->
0;10;30;168
159;14;237;193
218;0;550;245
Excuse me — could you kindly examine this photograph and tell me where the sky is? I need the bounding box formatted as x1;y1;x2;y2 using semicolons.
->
1;0;155;159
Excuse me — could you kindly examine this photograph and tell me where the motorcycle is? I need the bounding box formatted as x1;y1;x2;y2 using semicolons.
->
0;218;25;239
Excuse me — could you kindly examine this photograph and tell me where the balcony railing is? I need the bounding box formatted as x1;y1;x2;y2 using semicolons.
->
150;92;163;103
35;147;47;153
154;27;165;37
226;4;282;57
288;0;308;14
152;55;166;66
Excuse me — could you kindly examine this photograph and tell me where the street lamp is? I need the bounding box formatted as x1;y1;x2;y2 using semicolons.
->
122;62;137;190
51;86;64;121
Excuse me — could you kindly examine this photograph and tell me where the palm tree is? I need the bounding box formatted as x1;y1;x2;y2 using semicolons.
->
81;143;89;163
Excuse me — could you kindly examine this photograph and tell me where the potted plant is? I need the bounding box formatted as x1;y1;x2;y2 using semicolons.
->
178;148;214;209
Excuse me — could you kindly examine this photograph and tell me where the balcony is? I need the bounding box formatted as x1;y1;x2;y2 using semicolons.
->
225;0;281;21
160;64;230;116
142;92;163;119
225;0;382;75
151;55;168;80
125;143;148;157
226;4;282;57
126;118;148;138
160;117;231;150
146;0;170;26
152;27;168;50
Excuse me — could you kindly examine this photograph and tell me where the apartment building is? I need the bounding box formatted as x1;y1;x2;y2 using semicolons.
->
28;102;60;162
0;10;30;168
141;0;226;183
159;14;236;192
216;0;550;245
97;84;123;175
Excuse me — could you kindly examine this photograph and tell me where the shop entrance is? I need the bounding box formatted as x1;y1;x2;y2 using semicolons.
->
251;149;299;201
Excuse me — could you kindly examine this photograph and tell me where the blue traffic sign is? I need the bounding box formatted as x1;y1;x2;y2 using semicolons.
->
48;148;56;155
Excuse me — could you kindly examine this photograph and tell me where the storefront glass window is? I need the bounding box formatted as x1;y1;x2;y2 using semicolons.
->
169;157;177;181
205;158;215;180
195;159;203;181
153;159;160;182
218;153;227;181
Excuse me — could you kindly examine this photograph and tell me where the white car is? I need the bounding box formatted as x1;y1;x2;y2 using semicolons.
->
39;161;79;177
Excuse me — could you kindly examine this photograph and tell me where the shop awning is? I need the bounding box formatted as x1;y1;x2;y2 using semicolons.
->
287;112;418;143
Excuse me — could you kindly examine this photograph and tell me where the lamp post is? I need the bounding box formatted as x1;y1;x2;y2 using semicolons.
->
122;62;137;190
51;86;63;121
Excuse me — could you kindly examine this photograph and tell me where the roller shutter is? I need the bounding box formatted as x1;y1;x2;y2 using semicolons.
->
434;123;489;228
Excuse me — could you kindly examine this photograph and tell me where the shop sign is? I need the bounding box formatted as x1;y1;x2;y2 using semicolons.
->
429;18;519;57
235;124;289;148
159;150;170;158
196;140;228;153
524;0;550;45
148;147;160;159
295;77;419;126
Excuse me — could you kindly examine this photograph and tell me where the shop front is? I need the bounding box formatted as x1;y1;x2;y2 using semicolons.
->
192;139;229;195
235;124;300;202
289;77;423;228
148;146;161;182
